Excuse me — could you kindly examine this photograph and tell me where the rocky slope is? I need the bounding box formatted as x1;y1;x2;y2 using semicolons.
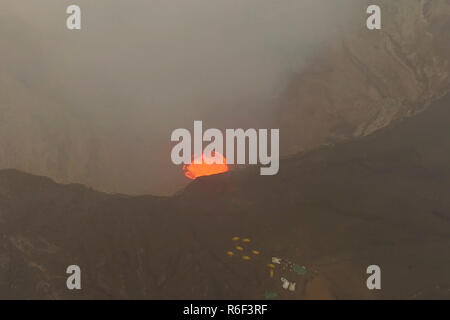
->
280;0;450;154
1;94;450;299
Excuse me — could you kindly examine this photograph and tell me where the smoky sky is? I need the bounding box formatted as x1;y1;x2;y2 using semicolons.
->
0;0;362;195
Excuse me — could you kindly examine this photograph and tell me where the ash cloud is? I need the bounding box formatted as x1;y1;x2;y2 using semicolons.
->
0;0;361;195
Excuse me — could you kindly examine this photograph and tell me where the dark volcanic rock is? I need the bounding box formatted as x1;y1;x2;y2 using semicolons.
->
1;95;450;299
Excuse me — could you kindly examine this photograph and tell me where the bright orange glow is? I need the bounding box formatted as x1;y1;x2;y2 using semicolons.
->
183;152;229;179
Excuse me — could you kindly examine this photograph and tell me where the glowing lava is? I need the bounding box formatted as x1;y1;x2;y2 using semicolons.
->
183;153;229;179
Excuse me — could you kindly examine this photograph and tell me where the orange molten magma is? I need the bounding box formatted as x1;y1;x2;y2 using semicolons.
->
183;153;229;179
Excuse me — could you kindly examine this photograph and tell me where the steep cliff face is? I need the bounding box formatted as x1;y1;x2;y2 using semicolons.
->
280;0;450;154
